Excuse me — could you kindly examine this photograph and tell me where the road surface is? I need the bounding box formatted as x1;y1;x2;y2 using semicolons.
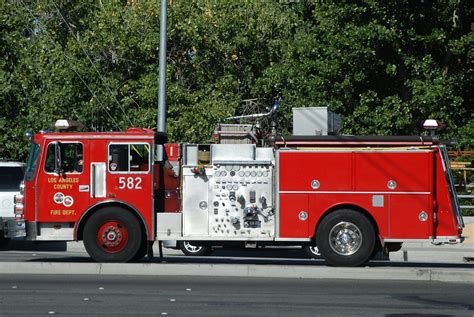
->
0;274;472;316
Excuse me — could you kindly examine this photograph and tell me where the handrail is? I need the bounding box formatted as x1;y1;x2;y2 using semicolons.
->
440;145;464;226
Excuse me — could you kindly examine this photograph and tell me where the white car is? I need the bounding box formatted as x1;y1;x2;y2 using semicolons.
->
0;161;25;248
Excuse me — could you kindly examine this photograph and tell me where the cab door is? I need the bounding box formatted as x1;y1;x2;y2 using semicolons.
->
104;142;154;239
37;141;90;223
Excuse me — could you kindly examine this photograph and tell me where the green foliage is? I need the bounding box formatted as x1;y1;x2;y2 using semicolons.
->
0;0;472;161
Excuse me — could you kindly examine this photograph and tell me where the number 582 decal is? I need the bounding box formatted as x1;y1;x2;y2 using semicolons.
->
118;177;143;190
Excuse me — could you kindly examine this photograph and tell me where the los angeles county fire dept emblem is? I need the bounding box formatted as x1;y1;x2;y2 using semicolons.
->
54;192;65;204
54;192;74;207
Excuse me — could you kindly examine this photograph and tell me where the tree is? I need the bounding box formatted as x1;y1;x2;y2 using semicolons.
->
0;1;472;161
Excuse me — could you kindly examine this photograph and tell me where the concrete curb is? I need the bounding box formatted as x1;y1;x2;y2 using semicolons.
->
0;262;472;283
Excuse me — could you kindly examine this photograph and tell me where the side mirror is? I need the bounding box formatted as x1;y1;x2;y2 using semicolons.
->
54;142;63;175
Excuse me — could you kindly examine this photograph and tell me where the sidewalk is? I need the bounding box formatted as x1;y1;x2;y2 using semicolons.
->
389;217;474;264
390;242;474;264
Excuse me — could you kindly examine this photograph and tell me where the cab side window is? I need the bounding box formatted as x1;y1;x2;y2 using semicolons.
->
130;144;150;172
44;145;56;173
44;143;83;173
108;144;128;172
108;143;150;173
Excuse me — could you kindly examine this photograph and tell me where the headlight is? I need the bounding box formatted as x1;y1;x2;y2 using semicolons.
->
14;194;24;205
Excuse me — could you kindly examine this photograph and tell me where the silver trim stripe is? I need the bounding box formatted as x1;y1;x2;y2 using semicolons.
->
279;191;431;195
384;236;461;243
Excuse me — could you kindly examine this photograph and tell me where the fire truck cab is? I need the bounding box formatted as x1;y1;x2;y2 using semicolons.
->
6;115;464;266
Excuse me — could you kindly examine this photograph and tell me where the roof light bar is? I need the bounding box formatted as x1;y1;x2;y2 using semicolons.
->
54;120;83;131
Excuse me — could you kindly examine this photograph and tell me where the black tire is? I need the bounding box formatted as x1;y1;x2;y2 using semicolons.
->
83;207;143;263
316;209;375;267
178;241;212;256
303;245;321;259
132;236;148;262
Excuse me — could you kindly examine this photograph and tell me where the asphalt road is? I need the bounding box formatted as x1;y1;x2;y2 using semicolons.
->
0;274;472;317
0;242;319;263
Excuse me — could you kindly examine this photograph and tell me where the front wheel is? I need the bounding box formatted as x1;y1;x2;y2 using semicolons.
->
83;207;144;263
178;241;212;256
316;209;375;267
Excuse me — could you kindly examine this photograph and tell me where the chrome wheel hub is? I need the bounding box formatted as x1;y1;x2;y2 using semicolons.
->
329;221;362;256
106;231;117;241
102;226;122;247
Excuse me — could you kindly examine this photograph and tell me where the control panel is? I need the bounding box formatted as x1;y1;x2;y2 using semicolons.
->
209;163;274;238
181;143;275;239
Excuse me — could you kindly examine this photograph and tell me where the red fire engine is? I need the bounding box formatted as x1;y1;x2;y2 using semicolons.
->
4;107;464;266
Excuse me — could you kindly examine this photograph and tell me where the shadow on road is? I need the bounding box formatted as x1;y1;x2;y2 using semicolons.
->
24;252;474;270
4;240;67;252
4;241;473;269
146;256;474;269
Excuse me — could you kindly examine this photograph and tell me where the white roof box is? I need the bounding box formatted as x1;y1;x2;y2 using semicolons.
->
293;107;341;136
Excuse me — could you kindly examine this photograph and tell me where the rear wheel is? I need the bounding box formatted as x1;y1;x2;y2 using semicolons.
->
316;209;375;267
303;245;321;259
83;207;143;263
178;241;212;256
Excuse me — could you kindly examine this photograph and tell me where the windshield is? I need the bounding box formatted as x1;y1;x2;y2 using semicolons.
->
25;142;40;182
0;166;25;191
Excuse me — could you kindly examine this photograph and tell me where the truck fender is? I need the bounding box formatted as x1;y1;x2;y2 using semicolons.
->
74;200;148;241
314;204;380;244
